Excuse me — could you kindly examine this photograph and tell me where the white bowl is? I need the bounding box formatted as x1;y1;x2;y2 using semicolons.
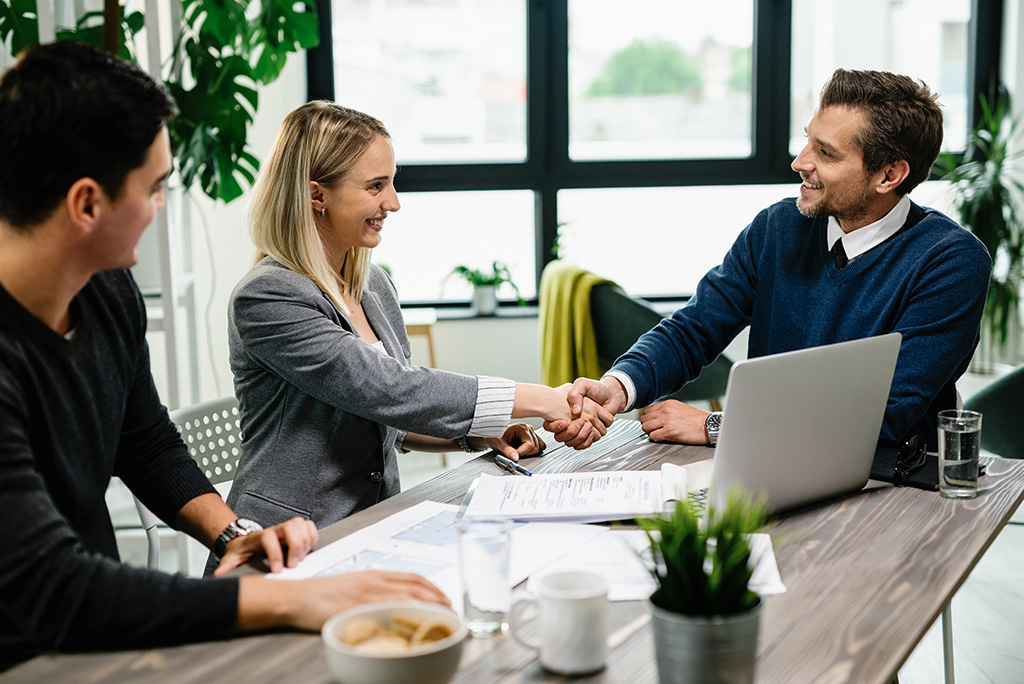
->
321;601;467;684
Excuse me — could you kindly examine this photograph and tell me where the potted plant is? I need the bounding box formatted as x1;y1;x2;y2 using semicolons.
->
442;261;523;316
638;489;769;684
0;0;317;204
941;89;1024;369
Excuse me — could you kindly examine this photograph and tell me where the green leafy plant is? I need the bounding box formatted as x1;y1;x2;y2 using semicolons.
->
940;90;1024;356
443;261;524;304
0;0;318;204
0;1;143;59
638;488;769;616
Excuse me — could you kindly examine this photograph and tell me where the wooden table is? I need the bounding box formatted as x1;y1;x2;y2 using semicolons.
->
6;422;1024;684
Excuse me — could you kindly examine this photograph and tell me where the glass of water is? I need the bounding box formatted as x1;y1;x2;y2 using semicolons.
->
457;518;512;637
937;409;983;499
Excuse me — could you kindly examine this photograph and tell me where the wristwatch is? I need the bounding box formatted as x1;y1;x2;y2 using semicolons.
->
213;518;263;557
456;436;485;453
705;412;724;446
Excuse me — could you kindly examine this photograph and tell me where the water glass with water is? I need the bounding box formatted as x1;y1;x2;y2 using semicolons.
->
937;409;982;499
457;518;512;637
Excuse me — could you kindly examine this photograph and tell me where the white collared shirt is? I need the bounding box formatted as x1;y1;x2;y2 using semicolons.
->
828;195;911;262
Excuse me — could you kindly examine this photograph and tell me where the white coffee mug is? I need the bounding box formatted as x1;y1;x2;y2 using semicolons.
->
508;570;609;675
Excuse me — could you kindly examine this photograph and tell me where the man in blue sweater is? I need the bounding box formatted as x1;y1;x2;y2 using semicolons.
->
555;68;991;451
0;42;446;669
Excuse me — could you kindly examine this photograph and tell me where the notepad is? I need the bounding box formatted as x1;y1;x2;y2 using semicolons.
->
460;464;696;523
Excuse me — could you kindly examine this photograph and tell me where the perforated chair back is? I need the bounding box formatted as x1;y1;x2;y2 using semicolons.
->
169;396;243;484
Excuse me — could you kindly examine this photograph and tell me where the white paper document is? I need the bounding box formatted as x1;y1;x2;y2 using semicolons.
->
268;500;608;612
268;499;786;611
530;530;787;602
461;471;661;523
461;463;705;523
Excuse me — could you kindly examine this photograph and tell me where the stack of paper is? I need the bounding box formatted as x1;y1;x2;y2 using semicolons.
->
461;466;694;523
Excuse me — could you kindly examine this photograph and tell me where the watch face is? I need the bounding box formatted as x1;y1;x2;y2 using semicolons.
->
235;518;263;533
706;413;723;431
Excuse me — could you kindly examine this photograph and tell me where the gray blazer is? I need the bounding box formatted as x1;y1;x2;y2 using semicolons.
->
225;258;479;528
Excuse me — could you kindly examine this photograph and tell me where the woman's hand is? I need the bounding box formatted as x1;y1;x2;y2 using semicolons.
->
483;423;546;461
542;384;615;449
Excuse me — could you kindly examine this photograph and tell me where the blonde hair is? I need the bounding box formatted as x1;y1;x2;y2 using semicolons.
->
249;101;390;314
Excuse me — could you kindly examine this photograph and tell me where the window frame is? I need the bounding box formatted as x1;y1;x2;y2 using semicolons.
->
307;0;1003;307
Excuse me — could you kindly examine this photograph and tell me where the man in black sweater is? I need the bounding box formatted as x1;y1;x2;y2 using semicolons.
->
0;42;446;670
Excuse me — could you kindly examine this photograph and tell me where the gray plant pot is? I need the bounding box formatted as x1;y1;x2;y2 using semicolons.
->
649;598;762;684
471;285;498;316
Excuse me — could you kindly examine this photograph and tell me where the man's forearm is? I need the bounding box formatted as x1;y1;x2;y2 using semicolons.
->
237;576;293;631
174;492;238;549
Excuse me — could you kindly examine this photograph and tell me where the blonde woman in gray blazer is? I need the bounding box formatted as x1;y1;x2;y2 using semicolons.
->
225;102;611;532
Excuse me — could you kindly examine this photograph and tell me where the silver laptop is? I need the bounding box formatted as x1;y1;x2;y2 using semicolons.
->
686;333;901;514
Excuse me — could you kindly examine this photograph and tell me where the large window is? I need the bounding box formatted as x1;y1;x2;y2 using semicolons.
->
568;0;754;161
311;0;1001;305
790;0;972;154
330;0;527;164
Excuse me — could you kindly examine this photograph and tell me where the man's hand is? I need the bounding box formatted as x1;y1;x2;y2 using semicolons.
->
214;516;318;577
484;423;546;461
543;378;622;448
640;400;711;444
238;570;451;632
569;376;628;416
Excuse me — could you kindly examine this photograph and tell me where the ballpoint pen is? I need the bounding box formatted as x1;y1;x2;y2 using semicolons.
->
494;454;532;476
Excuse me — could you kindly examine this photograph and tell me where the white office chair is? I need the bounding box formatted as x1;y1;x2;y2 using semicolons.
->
170;396;243;486
135;397;243;571
132;497;162;570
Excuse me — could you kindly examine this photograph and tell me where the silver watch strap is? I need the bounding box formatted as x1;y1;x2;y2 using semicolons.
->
456;436;486;453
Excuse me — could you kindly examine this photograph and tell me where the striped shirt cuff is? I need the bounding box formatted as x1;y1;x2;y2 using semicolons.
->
466;376;516;438
604;370;636;412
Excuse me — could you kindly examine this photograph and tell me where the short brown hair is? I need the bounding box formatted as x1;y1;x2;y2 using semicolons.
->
819;68;943;195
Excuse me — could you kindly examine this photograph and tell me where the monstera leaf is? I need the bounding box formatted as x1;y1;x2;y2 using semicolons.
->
168;0;318;202
0;0;318;204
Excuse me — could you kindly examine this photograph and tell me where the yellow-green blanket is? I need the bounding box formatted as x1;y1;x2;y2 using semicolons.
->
538;261;618;387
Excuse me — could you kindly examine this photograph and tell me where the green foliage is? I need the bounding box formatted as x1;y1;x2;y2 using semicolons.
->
587;39;702;97
443;261;523;303
940;91;1024;351
169;0;319;203
0;1;142;60
0;0;40;56
638;488;768;616
727;46;751;93
0;0;319;204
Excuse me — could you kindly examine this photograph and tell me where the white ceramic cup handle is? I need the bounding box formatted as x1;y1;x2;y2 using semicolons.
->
508;595;541;651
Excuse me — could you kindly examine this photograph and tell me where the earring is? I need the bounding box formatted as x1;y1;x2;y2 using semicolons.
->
320;208;326;218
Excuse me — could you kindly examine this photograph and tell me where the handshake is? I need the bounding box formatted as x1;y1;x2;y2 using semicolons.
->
497;375;713;458
513;375;713;452
541;376;631;450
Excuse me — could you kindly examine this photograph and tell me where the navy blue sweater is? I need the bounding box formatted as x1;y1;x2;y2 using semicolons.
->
614;199;991;448
0;270;238;668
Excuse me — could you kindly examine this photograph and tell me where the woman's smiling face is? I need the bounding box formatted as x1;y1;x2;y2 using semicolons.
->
314;134;400;265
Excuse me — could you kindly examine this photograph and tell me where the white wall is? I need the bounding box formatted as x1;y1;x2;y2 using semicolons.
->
148;57;308;403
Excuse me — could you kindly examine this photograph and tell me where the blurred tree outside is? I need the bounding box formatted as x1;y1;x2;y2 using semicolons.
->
587;39;702;96
727;45;751;92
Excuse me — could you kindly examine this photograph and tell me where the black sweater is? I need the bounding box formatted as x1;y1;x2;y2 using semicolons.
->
0;270;238;669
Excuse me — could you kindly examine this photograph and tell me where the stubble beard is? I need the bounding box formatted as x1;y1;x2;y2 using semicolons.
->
796;186;873;226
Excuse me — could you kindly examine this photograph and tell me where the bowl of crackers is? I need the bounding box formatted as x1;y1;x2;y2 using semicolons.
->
321;601;467;684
